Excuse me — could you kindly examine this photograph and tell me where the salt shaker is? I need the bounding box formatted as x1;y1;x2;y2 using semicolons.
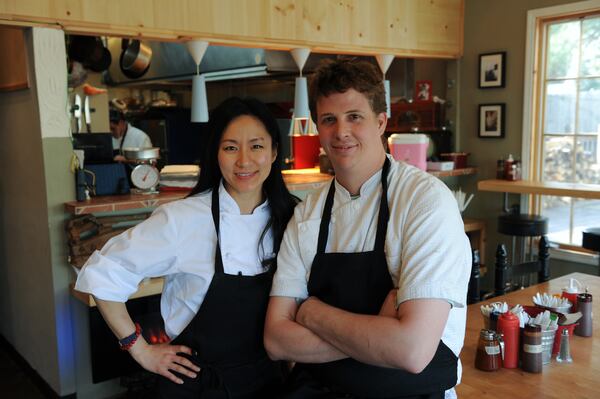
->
574;293;593;337
556;328;573;363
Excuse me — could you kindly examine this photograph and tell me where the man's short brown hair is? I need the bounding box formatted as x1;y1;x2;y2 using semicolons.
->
308;58;386;120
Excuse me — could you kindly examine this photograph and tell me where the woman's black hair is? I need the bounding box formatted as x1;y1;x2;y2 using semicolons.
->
188;97;299;261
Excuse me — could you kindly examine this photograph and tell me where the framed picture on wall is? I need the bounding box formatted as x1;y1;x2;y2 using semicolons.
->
479;103;505;138
415;80;432;102
479;52;506;88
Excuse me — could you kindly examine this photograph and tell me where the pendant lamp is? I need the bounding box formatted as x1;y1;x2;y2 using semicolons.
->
187;40;209;122
290;48;317;136
375;54;394;117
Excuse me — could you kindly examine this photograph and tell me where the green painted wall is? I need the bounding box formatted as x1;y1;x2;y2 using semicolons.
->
459;0;594;289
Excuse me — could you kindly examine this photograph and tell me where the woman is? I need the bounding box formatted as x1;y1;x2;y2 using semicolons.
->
75;97;298;398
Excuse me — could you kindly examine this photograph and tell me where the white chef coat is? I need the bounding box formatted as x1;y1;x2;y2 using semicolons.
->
112;123;152;150
271;155;471;385
75;182;274;338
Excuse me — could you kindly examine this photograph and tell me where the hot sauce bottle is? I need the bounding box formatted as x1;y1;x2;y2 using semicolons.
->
497;312;519;368
522;324;543;373
475;329;503;371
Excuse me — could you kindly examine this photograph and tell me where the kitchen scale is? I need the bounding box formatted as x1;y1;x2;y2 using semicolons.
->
123;148;161;194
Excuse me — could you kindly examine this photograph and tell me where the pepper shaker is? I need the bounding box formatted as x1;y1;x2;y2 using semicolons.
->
574;293;593;337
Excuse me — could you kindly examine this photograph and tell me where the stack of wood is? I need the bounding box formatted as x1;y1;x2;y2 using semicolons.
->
66;213;150;268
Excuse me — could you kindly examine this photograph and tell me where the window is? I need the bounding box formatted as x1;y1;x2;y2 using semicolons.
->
524;3;600;250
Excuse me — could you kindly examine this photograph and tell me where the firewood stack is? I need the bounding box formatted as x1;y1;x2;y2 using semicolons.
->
66;213;150;268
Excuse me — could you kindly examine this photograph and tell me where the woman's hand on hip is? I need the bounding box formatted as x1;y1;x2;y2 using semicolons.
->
128;339;200;384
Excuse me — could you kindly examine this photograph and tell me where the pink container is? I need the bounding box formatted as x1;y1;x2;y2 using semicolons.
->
388;134;429;170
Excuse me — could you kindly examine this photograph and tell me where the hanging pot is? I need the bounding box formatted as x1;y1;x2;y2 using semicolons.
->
120;39;152;79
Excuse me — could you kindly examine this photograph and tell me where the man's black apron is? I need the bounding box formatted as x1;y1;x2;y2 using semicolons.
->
157;188;283;398
285;158;457;399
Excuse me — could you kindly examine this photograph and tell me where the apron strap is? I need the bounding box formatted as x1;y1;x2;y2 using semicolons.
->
211;186;225;275
374;157;391;252
316;157;391;255
118;124;129;155
316;180;336;254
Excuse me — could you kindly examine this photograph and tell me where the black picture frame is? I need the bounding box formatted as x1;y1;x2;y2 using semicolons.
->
479;51;506;88
478;103;505;138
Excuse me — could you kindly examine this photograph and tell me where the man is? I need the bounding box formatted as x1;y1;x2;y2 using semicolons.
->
109;106;152;162
265;58;471;398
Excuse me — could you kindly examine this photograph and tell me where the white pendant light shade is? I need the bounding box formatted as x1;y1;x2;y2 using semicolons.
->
294;76;310;120
383;79;391;118
375;54;394;76
191;74;208;122
291;48;310;74
290;48;312;137
187;40;210;123
187;41;209;67
375;54;394;118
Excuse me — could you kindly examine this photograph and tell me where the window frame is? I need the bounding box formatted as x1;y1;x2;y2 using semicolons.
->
522;1;600;257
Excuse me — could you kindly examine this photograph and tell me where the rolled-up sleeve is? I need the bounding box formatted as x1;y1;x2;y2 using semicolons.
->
271;210;310;300
396;182;471;309
75;206;179;302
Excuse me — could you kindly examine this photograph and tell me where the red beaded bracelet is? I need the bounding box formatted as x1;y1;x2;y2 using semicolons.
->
119;323;142;351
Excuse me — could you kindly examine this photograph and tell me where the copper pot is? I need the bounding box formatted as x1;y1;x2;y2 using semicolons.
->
120;39;152;79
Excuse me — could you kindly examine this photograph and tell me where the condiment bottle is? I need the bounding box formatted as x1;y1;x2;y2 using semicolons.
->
522;324;543;373
504;154;514;181
496;159;505;179
561;278;582;312
475;329;503;372
497;312;519;368
574;293;593;337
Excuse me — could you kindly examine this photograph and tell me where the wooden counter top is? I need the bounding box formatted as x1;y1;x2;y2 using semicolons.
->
478;179;600;199
66;168;477;215
457;272;600;398
65;171;333;215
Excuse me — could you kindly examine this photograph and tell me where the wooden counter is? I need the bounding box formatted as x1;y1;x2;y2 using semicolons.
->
457;272;600;398
65;170;333;215
478;179;600;200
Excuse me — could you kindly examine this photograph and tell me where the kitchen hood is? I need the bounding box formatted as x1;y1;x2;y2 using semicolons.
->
103;38;337;86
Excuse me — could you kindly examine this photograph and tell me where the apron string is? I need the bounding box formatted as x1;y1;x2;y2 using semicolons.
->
211;186;225;275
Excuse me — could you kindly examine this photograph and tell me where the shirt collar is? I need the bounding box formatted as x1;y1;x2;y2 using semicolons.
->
334;163;384;201
218;180;269;215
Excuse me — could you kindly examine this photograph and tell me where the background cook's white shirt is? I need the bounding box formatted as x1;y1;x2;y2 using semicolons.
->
75;182;274;338
271;155;471;384
112;123;152;150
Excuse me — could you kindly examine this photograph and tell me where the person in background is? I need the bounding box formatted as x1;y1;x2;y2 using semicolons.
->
109;105;152;162
76;97;298;398
264;58;471;399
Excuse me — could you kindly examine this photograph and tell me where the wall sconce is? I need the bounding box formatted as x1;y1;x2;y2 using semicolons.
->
290;48;317;136
375;54;394;117
187;40;209;123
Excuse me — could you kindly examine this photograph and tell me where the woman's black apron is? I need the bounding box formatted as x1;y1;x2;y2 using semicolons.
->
156;188;283;398
285;158;457;399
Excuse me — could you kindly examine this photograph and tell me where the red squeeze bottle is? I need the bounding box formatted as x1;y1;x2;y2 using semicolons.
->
497;312;520;368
